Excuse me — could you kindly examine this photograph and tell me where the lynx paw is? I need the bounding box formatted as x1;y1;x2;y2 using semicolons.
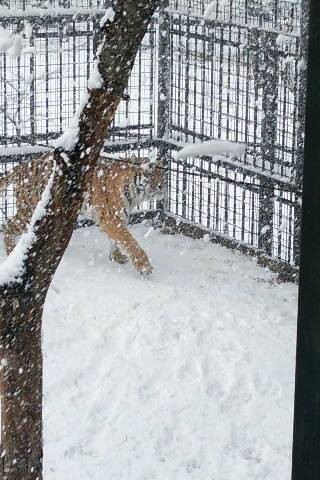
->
133;252;153;276
140;263;153;277
111;248;129;265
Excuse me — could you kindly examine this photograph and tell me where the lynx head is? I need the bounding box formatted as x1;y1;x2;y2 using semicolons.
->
136;156;165;200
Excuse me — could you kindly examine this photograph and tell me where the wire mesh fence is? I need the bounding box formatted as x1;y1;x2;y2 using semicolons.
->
0;10;157;146
0;0;307;279
159;0;305;278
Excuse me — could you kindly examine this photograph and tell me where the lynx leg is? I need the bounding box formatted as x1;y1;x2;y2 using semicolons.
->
3;218;20;255
100;214;153;275
109;241;129;264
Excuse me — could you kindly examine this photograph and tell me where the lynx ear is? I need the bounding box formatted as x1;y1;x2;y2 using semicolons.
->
155;157;163;167
140;155;164;173
140;157;154;171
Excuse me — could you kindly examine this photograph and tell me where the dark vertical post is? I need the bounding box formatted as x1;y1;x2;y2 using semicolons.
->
291;1;320;479
157;0;170;212
259;31;278;256
182;14;190;218
158;0;170;141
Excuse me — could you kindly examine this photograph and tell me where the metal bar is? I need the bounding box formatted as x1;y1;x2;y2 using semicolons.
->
158;0;170;141
192;23;198;138
258;30;278;256
224;169;229;234
29;22;35;145
250;183;256;245
73;19;77;116
157;0;170;212
45;23;49;141
3;54;8;146
218;25;224;138
59;22;63;134
294;30;308;268
149;23;155;139
233;172;237;238
207;161;212;228
241;184;246;242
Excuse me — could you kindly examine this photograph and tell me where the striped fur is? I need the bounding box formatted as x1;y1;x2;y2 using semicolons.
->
0;155;164;275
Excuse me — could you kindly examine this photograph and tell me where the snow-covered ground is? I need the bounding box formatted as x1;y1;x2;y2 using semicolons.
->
1;223;298;480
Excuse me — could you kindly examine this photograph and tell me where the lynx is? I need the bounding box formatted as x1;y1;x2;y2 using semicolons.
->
0;154;164;275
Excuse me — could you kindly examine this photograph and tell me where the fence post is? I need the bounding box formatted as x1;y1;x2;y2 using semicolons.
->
258;31;278;256
29;21;35;145
157;0;170;213
291;1;320;479
293;0;309;268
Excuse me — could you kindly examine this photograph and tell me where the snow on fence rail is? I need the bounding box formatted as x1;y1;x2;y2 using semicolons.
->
0;0;307;280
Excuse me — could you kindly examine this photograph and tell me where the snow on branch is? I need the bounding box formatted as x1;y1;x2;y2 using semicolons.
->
100;7;115;28
0;159;56;286
176;140;246;159
88;7;116;91
54;91;89;151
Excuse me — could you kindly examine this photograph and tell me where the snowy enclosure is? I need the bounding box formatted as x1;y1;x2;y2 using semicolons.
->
0;220;298;478
22;224;297;480
0;2;306;479
0;0;306;279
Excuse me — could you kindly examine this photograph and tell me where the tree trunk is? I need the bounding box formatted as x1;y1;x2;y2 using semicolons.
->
0;2;159;478
0;288;44;479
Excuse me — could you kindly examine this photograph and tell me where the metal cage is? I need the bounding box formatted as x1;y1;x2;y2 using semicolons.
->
0;0;307;280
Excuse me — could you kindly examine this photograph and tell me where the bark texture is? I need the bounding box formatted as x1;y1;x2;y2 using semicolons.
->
0;2;159;478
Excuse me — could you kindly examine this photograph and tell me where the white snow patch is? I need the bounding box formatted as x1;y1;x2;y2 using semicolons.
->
88;59;103;90
176;139;246;159
297;58;306;72
24;21;33;41
0;223;295;480
7;34;23;59
0;6;102;18
276;33;291;46
203;233;210;243
0;27;23;58
0;26;12;52
279;220;289;232
118;118;129;128
0;145;51;156
203;0;230;20
144;226;155;239
54;91;89;151
100;7;115;28
261;225;271;235
0;160;55;285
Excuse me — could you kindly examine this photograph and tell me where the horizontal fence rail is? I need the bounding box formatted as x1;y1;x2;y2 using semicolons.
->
0;0;307;280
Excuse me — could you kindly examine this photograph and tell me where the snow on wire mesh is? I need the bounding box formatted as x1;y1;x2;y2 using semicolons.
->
176;140;247;159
